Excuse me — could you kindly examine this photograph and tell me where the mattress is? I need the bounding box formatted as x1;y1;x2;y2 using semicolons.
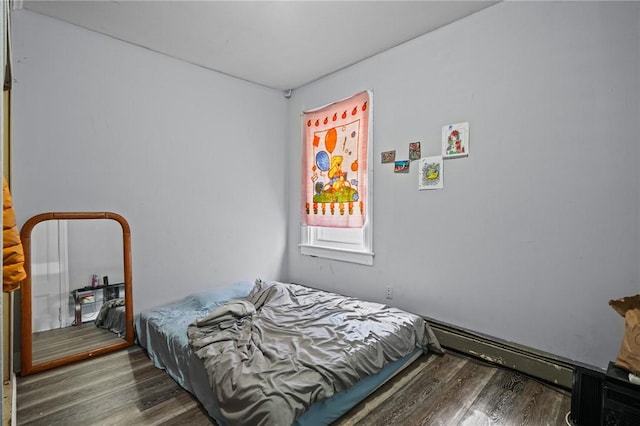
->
135;280;439;425
95;297;126;336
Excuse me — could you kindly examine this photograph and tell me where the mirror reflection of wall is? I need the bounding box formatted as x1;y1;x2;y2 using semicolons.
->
31;219;124;332
30;219;68;333
68;220;124;323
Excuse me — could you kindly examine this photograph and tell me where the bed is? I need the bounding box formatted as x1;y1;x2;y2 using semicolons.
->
95;297;126;336
135;279;442;426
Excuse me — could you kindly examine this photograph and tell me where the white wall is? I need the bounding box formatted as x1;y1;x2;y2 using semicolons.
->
10;2;640;370
10;10;288;312
286;2;640;369
67;219;124;289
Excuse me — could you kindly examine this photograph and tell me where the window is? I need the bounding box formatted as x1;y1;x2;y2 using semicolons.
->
300;222;373;265
299;91;374;265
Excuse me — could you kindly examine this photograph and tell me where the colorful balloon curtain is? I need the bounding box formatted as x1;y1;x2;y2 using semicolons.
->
302;91;370;228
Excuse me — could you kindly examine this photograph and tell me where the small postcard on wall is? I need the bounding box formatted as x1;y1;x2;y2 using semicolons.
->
442;122;469;158
381;150;396;163
419;156;443;190
394;160;410;173
409;142;421;161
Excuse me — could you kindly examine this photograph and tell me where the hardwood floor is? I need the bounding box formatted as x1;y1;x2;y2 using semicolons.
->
334;352;571;426
16;346;571;425
32;324;124;364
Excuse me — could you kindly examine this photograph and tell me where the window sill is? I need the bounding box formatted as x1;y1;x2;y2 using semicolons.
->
299;244;374;266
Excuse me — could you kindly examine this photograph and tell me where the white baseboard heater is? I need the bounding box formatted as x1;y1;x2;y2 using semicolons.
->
426;318;575;390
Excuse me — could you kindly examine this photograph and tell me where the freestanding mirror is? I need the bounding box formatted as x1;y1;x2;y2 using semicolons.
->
20;212;133;375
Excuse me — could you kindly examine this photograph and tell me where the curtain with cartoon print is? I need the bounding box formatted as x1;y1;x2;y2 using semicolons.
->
302;91;370;228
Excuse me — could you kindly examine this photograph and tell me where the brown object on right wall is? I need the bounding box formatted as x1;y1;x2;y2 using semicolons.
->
2;177;26;292
610;294;640;375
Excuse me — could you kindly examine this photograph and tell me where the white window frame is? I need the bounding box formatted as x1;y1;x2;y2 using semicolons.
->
300;219;374;265
299;91;374;266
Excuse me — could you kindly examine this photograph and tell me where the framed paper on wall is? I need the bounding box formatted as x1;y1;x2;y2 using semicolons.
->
419;156;443;190
394;160;410;173
381;150;395;163
409;142;421;161
442;122;469;158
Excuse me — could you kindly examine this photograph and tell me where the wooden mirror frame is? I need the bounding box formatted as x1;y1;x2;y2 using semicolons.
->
19;212;134;375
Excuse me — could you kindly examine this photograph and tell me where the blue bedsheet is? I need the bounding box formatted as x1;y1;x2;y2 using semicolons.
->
135;280;436;425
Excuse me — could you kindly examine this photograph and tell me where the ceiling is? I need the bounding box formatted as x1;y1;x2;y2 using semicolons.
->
19;1;498;91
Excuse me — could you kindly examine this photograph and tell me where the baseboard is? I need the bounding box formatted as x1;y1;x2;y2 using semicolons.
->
427;318;575;390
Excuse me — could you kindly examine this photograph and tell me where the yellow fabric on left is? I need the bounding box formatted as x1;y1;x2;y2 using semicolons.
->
3;177;26;292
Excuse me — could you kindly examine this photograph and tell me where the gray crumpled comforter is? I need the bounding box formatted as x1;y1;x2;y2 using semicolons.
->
187;279;442;426
95;297;125;336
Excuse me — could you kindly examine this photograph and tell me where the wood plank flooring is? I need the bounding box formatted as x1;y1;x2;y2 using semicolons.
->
32;324;124;364
16;346;571;425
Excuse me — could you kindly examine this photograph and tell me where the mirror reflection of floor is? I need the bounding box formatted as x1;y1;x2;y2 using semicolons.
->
32;323;124;365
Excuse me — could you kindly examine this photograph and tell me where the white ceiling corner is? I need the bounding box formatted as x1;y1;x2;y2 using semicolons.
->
21;1;499;91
